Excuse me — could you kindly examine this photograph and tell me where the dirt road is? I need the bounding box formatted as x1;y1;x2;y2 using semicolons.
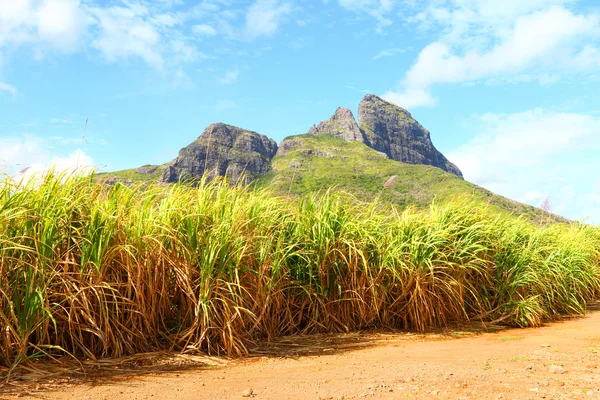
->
5;310;600;400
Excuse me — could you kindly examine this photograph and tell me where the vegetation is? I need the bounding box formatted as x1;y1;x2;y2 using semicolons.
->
95;164;166;183
0;172;598;374
260;134;565;223
102;134;561;223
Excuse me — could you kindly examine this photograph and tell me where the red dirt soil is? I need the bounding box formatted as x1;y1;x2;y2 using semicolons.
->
5;308;600;400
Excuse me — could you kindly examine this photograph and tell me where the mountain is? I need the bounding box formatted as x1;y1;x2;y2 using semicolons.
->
358;95;463;177
307;107;364;142
305;95;462;177
160;123;278;185
98;94;560;222
262;133;550;219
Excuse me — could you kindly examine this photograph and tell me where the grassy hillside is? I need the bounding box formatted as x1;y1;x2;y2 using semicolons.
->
259;134;563;223
100;134;563;223
0;173;598;374
95;164;166;183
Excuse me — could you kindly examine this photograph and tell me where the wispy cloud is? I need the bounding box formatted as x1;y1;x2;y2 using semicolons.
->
448;109;600;223
18;121;37;128
384;3;600;107
217;69;239;84
0;0;296;77
0;82;16;95
192;24;217;37
245;0;293;39
49;136;82;145
289;37;307;49
338;0;396;33
50;117;75;124
372;47;408;60
89;3;167;69
0;0;207;71
170;39;203;63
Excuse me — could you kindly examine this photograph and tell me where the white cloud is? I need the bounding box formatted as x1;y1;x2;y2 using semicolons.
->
192;24;217;37
0;1;204;70
410;8;598;88
372;47;407;60
217;69;239;84
338;0;396;32
447;109;600;223
0;135;94;181
170;39;199;63
245;0;293;39
386;3;600;107
0;135;48;169
0;82;16;95
87;2;205;70
17;149;95;182
0;0;88;53
36;0;88;52
152;13;180;27
89;4;165;69
0;0;295;74
409;0;578;44
381;88;437;108
156;0;184;7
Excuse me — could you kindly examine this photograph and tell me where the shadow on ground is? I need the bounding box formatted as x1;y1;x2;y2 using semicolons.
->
3;301;599;397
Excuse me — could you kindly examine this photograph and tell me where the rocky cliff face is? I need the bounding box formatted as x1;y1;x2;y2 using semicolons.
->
308;107;364;143
357;94;463;177
146;94;461;185
160;123;278;185
302;95;462;177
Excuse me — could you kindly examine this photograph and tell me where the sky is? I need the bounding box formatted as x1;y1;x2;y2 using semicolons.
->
0;0;599;223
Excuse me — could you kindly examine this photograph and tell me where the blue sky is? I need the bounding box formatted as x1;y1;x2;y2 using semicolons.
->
0;0;599;223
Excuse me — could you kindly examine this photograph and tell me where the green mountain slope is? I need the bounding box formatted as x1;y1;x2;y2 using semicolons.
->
258;133;561;222
96;164;166;183
97;91;565;224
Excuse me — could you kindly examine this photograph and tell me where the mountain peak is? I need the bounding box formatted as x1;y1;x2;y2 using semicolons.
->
304;94;462;178
160;123;277;185
358;94;463;177
359;94;413;118
308;107;364;142
125;93;462;186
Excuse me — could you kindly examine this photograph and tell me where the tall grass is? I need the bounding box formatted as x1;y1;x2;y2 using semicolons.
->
0;172;599;370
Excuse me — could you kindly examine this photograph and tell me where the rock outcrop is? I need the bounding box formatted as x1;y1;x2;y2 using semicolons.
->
136;165;158;174
134;94;461;185
358;94;463;177
103;177;133;186
275;137;305;157
308;108;364;143
160;123;278;185
303;95;462;177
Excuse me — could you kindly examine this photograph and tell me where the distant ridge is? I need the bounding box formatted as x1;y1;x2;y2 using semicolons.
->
154;94;462;184
98;94;564;222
